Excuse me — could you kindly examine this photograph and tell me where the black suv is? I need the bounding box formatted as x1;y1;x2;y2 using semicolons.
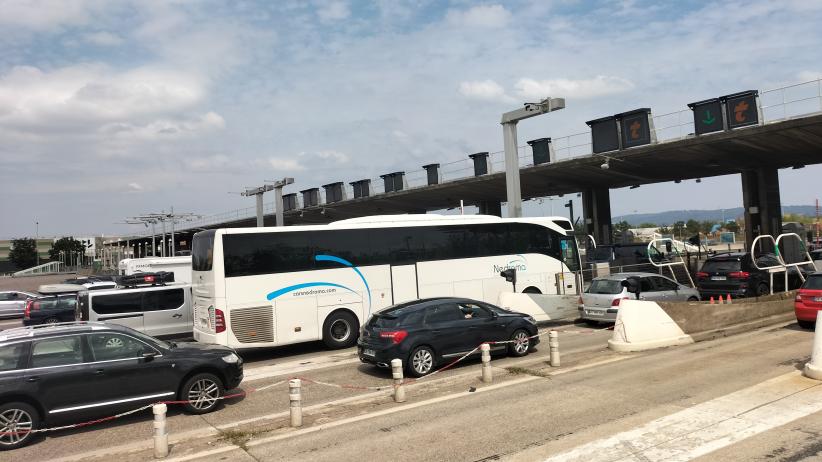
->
0;322;243;449
22;294;79;326
357;297;538;377
696;252;806;298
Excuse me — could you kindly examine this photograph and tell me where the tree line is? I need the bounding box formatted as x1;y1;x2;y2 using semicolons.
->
7;237;87;270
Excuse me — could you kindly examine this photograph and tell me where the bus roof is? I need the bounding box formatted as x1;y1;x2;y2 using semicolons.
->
216;214;573;235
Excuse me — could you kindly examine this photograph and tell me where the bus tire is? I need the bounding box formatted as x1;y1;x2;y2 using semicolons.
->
322;310;359;349
522;286;541;294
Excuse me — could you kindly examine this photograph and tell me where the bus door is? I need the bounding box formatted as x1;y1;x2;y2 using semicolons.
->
390;264;418;304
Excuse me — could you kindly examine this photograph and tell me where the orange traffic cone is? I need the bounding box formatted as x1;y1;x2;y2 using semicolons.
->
727;294;732;304
719;295;724;304
710;296;715;304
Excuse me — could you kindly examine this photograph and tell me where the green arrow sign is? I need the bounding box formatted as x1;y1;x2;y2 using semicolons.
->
702;110;716;125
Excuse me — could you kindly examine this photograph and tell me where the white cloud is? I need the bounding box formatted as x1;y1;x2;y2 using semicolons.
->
514;76;635;100
797;71;822;82
82;31;123;46
127;182;143;191
458;80;514;103
312;150;349;164
268;158;307;172
317;1;350;23
0;0;103;30
446;5;511;28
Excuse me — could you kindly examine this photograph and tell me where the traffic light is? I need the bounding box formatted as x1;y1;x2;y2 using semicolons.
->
617;108;653;149
621;276;641;299
723;90;759;129
499;268;517;292
688;98;724;135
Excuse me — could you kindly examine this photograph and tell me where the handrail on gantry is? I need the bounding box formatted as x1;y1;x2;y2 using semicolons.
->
646;238;696;289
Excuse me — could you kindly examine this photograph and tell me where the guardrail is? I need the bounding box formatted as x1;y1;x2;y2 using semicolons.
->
124;77;822;238
12;261;65;277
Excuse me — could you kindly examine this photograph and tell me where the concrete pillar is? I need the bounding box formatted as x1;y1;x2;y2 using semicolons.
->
582;188;612;245
478;201;502;217
742;168;782;251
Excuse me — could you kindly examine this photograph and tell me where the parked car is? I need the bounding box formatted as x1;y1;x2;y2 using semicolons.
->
0;291;37;318
795;272;822;329
579;272;700;324
78;276;192;339
696;252;807;299
22;294;79;326
357;297;539;377
0;322;243;450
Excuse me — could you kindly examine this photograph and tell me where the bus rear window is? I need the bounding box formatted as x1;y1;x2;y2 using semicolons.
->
192;230;215;271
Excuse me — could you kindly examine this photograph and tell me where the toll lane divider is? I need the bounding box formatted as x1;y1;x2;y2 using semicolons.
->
1;328;573;438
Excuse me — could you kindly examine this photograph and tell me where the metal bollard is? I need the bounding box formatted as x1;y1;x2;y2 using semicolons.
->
153;403;168;459
549;330;560;367
480;343;493;383
289;379;303;427
804;312;822;380
391;358;406;403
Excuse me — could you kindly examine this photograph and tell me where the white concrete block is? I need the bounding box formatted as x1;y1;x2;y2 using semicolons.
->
608;299;694;352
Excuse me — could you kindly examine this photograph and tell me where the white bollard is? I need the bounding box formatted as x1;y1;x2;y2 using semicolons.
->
289;379;303;427
480;343;493;383
391;358;406;403
549;330;560;367
804;312;822;380
153;403;169;459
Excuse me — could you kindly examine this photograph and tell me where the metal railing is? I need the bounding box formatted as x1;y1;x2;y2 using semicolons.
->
124;77;822;239
13;261;65;276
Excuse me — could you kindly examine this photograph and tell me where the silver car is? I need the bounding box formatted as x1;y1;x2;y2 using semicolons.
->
579;272;700;324
0;290;38;318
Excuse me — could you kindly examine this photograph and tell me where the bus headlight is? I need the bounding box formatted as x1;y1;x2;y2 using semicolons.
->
221;353;240;364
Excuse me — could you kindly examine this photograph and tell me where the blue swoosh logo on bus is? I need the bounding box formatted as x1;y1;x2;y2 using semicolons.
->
266;282;356;301
314;254;373;315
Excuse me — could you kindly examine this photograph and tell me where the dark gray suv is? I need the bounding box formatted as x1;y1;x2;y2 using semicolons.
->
0;322;243;450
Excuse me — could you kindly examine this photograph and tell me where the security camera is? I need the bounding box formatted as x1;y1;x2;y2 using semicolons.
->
600;161;609;170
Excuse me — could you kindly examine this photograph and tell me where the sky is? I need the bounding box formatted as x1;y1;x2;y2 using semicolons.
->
1;0;822;238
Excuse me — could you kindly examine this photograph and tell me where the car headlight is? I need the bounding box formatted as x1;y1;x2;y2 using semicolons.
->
525;316;537;325
221;352;240;363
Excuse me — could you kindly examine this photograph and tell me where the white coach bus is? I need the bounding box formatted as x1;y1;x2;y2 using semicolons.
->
191;214;581;350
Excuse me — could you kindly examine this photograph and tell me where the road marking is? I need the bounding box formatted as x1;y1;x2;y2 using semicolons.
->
539;371;822;462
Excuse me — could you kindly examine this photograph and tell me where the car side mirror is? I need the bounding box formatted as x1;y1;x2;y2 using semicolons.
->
142;352;157;362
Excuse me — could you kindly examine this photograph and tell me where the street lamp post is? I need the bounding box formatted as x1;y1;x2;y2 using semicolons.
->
35;221;39;266
265;178;295;227
501;97;565;218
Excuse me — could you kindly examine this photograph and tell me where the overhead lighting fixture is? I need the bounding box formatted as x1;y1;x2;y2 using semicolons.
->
696;178;702;183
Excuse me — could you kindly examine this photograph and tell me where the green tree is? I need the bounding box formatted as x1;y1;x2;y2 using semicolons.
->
613;220;631;233
637;222;658;228
685;219;700;235
8;238;37;269
700;220;715;234
48;237;85;260
672;221;685;236
724;220;739;233
658;226;672;235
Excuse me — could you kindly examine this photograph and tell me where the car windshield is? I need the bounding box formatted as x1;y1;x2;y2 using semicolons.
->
701;260;741;273
803;275;822;290
588;279;624;295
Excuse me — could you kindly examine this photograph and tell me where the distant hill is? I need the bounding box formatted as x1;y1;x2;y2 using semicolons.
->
613;205;817;226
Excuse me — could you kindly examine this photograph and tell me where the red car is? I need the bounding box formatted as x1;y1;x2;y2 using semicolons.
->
795;272;822;329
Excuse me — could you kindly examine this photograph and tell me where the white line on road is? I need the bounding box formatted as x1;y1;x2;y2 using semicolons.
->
539;371;822;462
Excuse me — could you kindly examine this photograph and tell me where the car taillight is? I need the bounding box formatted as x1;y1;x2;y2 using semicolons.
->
144;275;155;283
24;300;33;319
728;271;750;279
796;294;803;303
215;308;226;333
696;272;709;279
612;297;629;307
379;330;408;344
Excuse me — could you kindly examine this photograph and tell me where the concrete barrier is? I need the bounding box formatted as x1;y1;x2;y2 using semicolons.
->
608;300;694;352
497;293;578;322
609;291;797;352
658;291;796;341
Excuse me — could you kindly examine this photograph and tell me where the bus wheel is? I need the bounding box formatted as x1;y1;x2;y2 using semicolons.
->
322;311;358;349
523;287;541;294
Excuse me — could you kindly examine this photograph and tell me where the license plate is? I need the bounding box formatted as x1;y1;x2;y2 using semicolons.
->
711;276;727;281
586;310;604;316
363;348;376;357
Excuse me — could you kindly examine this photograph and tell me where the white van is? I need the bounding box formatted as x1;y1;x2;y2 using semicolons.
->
78;283;193;338
118;256;193;283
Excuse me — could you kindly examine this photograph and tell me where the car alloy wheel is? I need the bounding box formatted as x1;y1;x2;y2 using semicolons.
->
0;406;35;449
508;329;531;357
411;347;434;376
187;378;221;411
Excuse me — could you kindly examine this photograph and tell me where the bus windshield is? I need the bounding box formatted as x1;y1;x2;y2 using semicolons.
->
560;236;580;272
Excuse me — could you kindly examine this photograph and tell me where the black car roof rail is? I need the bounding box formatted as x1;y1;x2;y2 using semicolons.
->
0;321;111;341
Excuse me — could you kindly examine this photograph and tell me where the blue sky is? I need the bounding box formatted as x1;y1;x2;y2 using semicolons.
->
1;0;821;237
